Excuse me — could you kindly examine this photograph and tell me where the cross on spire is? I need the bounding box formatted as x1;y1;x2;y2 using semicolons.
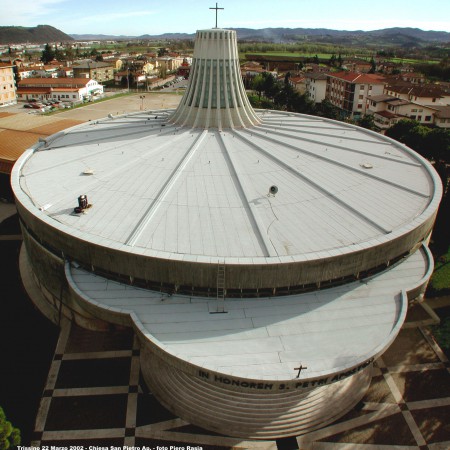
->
209;2;224;28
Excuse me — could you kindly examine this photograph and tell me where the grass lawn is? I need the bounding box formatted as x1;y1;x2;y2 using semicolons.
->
430;245;450;292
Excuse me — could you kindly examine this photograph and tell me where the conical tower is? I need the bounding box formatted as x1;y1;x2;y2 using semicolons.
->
169;29;261;129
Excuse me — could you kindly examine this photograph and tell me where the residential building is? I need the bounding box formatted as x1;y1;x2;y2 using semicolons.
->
0;63;16;107
433;106;450;129
32;65;59;78
305;72;328;103
72;61;115;83
289;75;306;93
326;71;386;119
17;77;103;103
400;72;426;84
155;56;184;72
342;58;372;73
367;94;443;130
384;84;448;105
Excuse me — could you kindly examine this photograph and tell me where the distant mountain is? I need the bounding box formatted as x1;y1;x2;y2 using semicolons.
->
70;32;195;41
0;25;74;44
69;27;450;44
4;26;449;45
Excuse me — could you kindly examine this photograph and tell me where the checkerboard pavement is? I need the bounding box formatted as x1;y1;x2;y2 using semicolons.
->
30;300;450;450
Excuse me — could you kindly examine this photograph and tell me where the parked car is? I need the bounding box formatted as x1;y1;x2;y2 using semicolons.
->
23;104;34;108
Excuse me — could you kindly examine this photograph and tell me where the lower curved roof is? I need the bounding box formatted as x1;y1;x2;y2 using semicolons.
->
13;109;441;266
66;244;432;382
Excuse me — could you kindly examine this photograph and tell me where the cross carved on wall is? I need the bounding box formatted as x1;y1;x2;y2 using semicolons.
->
294;364;308;378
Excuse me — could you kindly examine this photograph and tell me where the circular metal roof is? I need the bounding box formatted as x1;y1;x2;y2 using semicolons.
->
14;108;439;266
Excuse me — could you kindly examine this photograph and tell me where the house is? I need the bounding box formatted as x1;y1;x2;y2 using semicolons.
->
72;61;115;83
289;75;306;94
0;63;17;107
17;77;103;103
384;84;447;105
400;72;426;84
58;66;74;77
326;72;386;119
432;106;450;129
32;64;59;78
342;58;373;73
367;94;442;130
305;72;328;104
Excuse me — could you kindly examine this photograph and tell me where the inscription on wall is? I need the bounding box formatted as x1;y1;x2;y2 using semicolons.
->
198;358;374;391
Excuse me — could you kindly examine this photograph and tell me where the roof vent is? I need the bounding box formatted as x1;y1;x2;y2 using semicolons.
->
268;185;278;196
360;163;373;169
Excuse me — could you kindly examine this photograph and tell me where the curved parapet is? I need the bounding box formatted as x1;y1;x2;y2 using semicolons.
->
55;243;432;438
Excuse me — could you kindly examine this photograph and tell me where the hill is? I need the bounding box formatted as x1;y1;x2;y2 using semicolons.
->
0;25;74;44
70;27;450;45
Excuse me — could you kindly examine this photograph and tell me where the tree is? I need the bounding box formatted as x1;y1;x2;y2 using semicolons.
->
357;114;376;130
54;43;64;61
315;99;340;120
386;119;450;163
64;46;74;62
427;128;450;163
329;54;336;67
251;74;265;99
0;407;20;449
40;43;55;64
251;72;278;100
385;119;418;141
158;47;168;57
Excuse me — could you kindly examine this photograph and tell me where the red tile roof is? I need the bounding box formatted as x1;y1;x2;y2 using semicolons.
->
18;78;92;88
328;71;385;84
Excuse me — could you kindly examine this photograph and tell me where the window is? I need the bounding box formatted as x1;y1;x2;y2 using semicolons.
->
410;115;416;120
417;116;422;121
425;116;431;122
359;95;364;99
357;104;362;109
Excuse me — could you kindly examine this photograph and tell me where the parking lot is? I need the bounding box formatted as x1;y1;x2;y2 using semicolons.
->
0;92;183;172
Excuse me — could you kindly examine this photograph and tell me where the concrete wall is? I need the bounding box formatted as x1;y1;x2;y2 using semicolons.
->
16;197;438;295
140;345;372;439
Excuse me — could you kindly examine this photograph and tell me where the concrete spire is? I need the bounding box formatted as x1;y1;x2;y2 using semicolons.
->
169;29;261;129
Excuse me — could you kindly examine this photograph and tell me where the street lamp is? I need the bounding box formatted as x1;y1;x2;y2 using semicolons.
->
140;95;145;110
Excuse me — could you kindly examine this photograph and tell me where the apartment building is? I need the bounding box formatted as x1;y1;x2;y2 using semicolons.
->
305;72;328;103
0;63;17;107
326;72;386;119
72;61;115;83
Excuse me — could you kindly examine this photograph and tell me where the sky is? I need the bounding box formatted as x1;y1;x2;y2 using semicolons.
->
1;0;450;36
